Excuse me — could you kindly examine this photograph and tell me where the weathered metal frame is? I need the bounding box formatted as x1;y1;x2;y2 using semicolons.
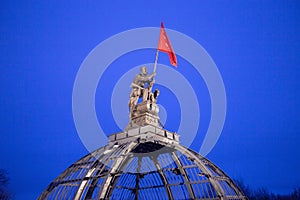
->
38;127;247;200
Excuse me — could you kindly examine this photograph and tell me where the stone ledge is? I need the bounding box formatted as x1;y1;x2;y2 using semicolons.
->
108;125;179;145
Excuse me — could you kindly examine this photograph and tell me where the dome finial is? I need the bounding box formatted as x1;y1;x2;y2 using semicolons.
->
126;66;160;129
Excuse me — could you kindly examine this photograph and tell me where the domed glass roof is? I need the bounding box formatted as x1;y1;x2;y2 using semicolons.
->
38;126;246;200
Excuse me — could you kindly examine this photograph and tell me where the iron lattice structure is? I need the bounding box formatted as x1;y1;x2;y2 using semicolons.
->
39;125;246;200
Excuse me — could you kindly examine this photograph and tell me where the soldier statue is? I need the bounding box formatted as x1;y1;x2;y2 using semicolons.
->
128;66;158;117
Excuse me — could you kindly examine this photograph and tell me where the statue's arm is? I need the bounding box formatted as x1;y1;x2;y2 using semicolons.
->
133;73;156;85
136;74;152;82
146;72;156;82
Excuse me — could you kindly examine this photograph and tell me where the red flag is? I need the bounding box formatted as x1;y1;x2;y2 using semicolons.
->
157;22;178;67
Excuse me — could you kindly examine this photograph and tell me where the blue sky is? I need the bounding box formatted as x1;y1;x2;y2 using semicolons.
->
0;1;300;199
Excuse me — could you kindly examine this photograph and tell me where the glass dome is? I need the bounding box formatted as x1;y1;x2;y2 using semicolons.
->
38;126;246;200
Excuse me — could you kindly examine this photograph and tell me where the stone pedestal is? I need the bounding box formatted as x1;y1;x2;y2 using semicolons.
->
126;100;161;130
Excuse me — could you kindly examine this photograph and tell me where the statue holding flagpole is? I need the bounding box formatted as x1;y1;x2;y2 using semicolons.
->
128;22;177;119
128;66;156;116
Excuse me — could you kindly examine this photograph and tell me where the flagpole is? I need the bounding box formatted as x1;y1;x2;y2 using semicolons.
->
149;49;159;92
153;49;159;73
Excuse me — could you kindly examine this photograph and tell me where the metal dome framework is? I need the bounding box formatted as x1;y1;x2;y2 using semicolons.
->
39;125;246;200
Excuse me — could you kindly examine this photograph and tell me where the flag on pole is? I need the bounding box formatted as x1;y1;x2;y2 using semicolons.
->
157;22;178;67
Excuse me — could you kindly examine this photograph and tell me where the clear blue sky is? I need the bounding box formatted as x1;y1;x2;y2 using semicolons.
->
0;1;299;199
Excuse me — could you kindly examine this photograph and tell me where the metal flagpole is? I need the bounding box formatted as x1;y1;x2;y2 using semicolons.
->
148;49;159;92
153;49;159;73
